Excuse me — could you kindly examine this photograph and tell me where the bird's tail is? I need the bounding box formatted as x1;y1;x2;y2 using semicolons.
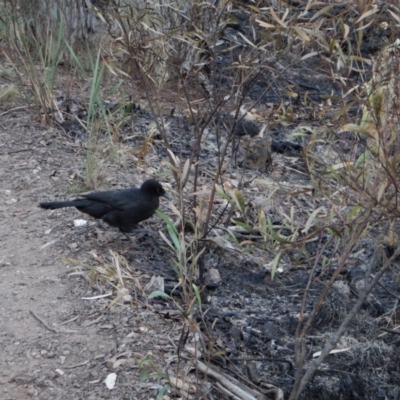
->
39;200;81;210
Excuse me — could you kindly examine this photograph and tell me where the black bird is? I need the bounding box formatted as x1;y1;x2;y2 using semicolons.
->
39;179;169;235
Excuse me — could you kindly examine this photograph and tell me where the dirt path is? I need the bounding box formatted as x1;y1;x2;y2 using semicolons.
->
0;117;176;399
0;120;110;399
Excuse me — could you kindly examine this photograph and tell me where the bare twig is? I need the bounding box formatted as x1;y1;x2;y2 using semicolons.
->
0;148;34;156
63;360;90;369
290;245;400;399
29;310;80;334
29;309;59;334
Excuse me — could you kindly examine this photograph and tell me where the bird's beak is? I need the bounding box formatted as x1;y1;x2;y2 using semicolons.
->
163;192;172;200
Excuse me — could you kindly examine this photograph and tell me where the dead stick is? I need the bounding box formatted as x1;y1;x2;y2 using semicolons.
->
29;310;59;334
0;148;34;155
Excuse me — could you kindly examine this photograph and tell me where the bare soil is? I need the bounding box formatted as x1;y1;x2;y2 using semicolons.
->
0;117;181;400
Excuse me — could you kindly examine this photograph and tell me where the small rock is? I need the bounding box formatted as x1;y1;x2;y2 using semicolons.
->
26;384;36;396
4;198;17;204
261;321;278;341
74;219;87;227
104;372;117;390
204;268;221;288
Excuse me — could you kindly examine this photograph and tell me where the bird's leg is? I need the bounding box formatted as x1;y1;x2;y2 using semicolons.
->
133;227;158;237
122;232;132;242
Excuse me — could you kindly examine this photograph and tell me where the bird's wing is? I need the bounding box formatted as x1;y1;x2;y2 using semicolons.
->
83;188;141;210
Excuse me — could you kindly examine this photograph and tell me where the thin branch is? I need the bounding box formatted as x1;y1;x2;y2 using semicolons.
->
291;245;400;399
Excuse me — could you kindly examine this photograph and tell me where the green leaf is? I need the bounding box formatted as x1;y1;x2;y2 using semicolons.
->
192;284;202;308
156;210;180;252
270;252;282;280
354;150;369;168
259;209;267;237
233;220;255;232
192;246;206;266
158;229;175;250
157;387;167;400
157;210;178;233
347;205;361;222
215;184;231;202
266;217;293;244
167;223;181;252
233;189;246;214
162;161;180;173
304;206;324;234
140;369;148;381
65;42;85;75
148;290;170;299
226;229;240;245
